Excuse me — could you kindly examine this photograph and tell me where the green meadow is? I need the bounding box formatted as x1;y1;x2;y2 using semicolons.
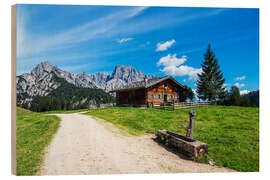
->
16;107;60;175
85;106;259;172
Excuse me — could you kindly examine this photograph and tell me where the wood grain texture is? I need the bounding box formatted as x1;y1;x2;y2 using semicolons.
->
11;4;17;175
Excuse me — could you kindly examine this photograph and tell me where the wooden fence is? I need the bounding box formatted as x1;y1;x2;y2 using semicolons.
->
151;101;213;110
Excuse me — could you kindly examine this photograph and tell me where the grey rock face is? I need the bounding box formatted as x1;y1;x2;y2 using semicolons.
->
17;62;63;104
111;65;145;84
74;72;97;89
16;61;147;104
72;64;146;92
89;72;110;90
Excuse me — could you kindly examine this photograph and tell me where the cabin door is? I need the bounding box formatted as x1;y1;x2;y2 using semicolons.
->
163;94;168;103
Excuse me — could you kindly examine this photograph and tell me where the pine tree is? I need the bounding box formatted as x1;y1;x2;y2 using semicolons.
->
196;44;226;102
240;96;251;107
181;85;194;102
230;86;241;106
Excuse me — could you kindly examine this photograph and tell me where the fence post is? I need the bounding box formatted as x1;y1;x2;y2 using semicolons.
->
186;110;196;139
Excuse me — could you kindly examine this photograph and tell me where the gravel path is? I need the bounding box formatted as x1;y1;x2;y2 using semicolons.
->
40;113;234;175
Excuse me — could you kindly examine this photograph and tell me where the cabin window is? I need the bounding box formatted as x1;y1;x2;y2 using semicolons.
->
149;94;154;100
175;94;179;99
170;95;174;99
157;94;161;99
164;84;167;88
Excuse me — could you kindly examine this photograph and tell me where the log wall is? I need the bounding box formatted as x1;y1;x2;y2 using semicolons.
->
116;88;146;106
146;79;182;104
116;79;183;106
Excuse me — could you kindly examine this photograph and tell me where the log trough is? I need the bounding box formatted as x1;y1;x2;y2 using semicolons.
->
156;130;208;158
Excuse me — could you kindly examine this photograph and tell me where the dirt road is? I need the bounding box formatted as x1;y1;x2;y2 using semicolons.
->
41;113;234;175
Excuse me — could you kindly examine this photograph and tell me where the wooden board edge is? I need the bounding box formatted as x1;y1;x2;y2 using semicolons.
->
11;4;17;175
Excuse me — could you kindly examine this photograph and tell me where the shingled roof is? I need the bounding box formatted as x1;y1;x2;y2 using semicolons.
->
110;76;183;92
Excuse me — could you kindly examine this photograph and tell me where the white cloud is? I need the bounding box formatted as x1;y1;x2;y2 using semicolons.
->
240;90;250;95
118;38;133;44
17;7;148;58
235;76;246;81
156;39;176;51
234;82;245;88
222;83;231;91
192;89;199;100
126;6;148;18
157;54;202;81
157;54;186;67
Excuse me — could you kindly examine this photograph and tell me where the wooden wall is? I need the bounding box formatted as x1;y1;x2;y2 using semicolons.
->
146;79;182;104
116;88;146;106
116;79;183;106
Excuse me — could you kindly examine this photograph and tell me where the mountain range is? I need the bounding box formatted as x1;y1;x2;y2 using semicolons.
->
16;61;149;108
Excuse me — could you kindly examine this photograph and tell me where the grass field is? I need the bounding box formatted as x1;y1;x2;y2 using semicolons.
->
16;107;60;175
85;106;259;172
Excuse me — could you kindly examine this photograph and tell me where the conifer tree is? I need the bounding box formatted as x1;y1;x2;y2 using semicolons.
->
229;86;241;106
196;44;226;102
181;85;194;102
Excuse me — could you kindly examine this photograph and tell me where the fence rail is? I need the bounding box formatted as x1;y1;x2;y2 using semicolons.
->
151;101;213;110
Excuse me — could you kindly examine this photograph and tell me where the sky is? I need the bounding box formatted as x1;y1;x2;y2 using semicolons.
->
16;4;259;94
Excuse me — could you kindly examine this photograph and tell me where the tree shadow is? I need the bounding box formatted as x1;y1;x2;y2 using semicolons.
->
151;137;193;161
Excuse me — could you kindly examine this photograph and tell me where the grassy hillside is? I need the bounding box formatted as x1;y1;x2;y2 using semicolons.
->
16;107;60;175
85;106;259;172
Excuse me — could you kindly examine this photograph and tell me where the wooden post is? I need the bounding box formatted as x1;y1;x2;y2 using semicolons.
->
186;110;196;139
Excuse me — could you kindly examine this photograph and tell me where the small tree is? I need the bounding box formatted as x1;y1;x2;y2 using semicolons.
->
229;86;241;106
181;85;194;102
196;44;226;102
240;96;251;107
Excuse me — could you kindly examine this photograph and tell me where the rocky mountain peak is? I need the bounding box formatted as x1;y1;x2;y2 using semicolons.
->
76;71;87;77
111;65;145;83
31;61;54;79
34;61;53;71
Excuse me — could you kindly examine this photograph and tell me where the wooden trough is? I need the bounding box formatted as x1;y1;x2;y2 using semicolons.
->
156;130;208;158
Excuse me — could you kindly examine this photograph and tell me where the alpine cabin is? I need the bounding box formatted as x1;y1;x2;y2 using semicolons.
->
111;76;184;107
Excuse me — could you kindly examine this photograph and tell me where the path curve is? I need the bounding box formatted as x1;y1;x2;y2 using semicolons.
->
41;113;234;175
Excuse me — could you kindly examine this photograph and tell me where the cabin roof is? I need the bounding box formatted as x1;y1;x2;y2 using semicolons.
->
110;76;183;92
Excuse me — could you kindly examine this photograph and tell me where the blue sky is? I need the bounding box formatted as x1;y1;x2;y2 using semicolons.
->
16;4;259;94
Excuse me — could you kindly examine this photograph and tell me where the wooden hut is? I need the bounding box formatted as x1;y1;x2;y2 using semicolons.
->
110;76;184;107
